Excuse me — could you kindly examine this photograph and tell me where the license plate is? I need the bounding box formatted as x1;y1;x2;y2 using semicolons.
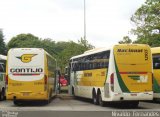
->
23;93;30;96
131;94;137;96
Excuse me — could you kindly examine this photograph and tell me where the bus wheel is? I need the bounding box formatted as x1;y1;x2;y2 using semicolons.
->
45;99;50;104
45;94;51;104
98;92;105;107
13;100;20;106
92;90;98;105
72;87;75;96
0;89;5;101
49;90;52;102
130;101;139;108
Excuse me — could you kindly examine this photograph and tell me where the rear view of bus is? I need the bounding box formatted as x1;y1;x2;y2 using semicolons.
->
110;44;153;105
151;47;160;99
6;48;56;105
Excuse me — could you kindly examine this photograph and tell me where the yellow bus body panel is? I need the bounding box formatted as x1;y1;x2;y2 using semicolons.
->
114;44;152;92
78;68;107;87
6;77;48;100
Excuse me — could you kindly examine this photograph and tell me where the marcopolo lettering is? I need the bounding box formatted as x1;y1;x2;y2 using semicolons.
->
10;68;43;73
117;49;127;52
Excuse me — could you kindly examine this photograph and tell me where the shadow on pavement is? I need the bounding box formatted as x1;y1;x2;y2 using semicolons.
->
12;97;56;107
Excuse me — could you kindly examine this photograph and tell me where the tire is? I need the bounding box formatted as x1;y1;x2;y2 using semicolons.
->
92;90;98;105
72;87;75;96
0;92;2;101
49;90;52;103
13;100;20;106
46;100;50;104
45;91;52;104
44;98;50;105
98;92;105;107
0;89;5;101
130;101;139;108
124;101;139;108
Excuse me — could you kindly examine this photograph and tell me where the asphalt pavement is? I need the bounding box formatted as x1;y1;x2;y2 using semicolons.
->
1;94;160;117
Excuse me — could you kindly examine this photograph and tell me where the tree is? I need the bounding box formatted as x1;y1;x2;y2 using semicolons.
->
7;34;58;56
0;29;6;55
41;38;57;55
130;0;160;47
57;40;94;72
56;38;95;72
7;33;40;49
78;37;94;50
7;34;95;72
119;36;132;44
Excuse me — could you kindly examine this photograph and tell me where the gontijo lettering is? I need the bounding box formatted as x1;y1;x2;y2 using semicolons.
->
10;68;43;73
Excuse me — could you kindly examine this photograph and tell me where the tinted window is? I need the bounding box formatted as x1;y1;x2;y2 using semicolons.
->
0;64;4;72
153;54;160;69
71;50;110;71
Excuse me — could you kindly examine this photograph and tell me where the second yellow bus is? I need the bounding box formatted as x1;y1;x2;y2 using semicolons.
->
151;47;160;100
69;44;153;107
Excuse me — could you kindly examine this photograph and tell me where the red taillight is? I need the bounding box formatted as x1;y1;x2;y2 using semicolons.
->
44;75;47;84
6;75;8;85
110;73;114;92
152;73;154;88
110;73;114;84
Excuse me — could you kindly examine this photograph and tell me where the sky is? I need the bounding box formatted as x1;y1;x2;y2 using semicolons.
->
0;0;145;48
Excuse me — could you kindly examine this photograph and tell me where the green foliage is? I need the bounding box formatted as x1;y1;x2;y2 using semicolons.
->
7;34;57;56
41;38;56;55
119;36;132;44
57;40;94;72
130;0;160;47
78;37;94;50
7;34;94;72
7;33;40;48
0;29;6;55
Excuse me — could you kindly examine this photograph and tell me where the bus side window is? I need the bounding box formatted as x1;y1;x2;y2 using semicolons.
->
101;62;105;68
72;63;76;71
153;55;160;69
155;63;160;69
3;64;6;72
90;62;93;69
85;62;88;70
84;62;88;70
0;64;4;72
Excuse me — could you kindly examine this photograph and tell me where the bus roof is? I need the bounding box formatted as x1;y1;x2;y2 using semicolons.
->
70;44;150;60
0;55;7;60
70;47;111;60
151;47;160;54
9;48;44;51
8;48;56;61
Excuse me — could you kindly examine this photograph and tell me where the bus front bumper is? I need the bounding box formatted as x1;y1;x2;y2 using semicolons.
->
6;92;48;100
104;91;153;101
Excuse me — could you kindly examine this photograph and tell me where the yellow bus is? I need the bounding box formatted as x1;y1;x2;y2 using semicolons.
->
6;48;57;105
151;47;160;100
69;44;153;107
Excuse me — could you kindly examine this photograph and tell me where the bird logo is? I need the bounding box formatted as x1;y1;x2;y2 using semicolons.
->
16;54;37;63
